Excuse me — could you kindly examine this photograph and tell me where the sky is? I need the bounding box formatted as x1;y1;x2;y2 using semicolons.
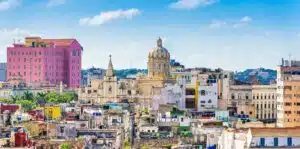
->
1;0;300;71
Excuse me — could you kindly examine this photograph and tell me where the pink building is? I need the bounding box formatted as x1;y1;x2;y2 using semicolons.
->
7;37;82;88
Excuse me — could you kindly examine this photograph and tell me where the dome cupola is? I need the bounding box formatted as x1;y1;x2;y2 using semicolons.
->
148;37;170;59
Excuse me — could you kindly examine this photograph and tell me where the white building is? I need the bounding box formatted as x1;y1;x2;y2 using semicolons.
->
198;83;218;111
250;128;300;148
152;81;185;110
218;128;252;149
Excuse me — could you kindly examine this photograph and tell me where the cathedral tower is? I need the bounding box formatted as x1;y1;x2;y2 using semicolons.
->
147;37;170;79
103;55;117;100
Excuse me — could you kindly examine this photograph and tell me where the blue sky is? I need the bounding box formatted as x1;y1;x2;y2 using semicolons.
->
1;0;300;71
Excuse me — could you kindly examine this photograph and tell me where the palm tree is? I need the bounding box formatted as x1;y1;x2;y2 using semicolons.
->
22;90;34;101
34;92;47;106
10;95;20;103
37;92;46;98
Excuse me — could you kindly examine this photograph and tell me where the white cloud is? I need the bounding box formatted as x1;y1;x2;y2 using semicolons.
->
233;16;252;28
169;0;217;9
240;16;252;22
47;0;65;7
79;8;141;26
0;0;21;10
209;20;226;28
0;28;38;61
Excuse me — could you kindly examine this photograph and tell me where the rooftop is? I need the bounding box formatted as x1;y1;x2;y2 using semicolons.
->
251;127;300;137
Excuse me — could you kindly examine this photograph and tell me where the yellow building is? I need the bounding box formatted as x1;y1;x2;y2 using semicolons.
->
39;105;61;120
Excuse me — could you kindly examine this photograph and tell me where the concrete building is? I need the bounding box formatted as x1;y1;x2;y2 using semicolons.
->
0;63;6;81
252;85;277;121
277;58;300;127
152;83;185;110
218;128;252;149
250;127;300;148
7;37;82;88
198;82;218;111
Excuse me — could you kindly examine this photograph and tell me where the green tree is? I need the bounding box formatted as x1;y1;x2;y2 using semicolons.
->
22;90;34;101
10;95;21;103
60;143;71;149
0;97;14;104
35;92;47;106
45;92;60;103
61;93;73;103
15;100;36;111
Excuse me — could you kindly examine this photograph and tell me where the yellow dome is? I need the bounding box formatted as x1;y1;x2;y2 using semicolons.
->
148;38;170;59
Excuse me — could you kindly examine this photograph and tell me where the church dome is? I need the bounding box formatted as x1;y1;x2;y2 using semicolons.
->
148;38;170;59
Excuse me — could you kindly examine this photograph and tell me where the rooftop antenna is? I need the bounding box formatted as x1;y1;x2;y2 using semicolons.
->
289;53;292;66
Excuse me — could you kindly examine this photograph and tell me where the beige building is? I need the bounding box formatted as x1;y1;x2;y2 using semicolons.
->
252;85;277;121
79;38;174;106
229;84;277;121
277;59;300;127
229;85;252;107
78;56;138;104
136;38;175;108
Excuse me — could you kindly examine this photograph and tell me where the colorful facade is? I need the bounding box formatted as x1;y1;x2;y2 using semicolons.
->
7;37;82;88
39;105;61;120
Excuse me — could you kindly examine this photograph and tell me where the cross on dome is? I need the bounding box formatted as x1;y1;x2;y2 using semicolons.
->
157;37;162;47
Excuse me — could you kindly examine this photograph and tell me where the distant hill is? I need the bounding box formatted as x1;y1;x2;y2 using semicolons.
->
234;68;277;85
115;69;147;79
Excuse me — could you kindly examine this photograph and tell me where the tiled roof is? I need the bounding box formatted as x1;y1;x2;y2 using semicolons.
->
251;127;300;137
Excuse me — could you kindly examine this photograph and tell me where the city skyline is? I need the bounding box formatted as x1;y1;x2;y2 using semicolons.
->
1;0;300;71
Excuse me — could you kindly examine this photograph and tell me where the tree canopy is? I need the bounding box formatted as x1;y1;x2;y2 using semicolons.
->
8;91;78;111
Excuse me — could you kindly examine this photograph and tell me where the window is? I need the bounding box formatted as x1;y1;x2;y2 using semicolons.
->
181;118;184;122
208;99;212;103
72;50;76;56
108;86;112;93
245;94;249;99
285;102;292;106
200;90;206;96
24;58;26;62
231;93;235;99
200;101;205;103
